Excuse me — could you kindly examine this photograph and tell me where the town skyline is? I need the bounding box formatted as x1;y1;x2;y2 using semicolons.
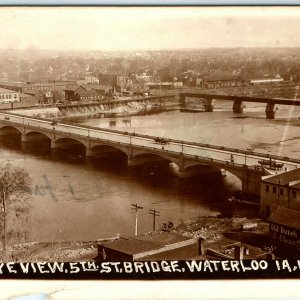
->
1;7;300;51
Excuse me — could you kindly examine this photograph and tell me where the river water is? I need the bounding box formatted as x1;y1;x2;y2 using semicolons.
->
2;100;300;243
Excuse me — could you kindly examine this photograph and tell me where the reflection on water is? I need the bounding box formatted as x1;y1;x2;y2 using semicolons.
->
1;102;300;242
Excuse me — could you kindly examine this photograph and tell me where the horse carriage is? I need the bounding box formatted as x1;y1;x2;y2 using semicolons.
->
258;158;284;170
154;137;169;145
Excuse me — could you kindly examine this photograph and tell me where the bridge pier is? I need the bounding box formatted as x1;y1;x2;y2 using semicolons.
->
179;93;186;105
86;148;95;157
51;141;60;149
202;98;213;112
265;103;276;119
241;168;262;197
233;100;243;113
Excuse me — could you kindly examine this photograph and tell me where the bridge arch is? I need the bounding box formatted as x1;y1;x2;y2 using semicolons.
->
0;125;22;135
52;137;87;150
24;130;53;142
129;152;175;166
183;161;244;180
88;144;129;161
90;143;129;157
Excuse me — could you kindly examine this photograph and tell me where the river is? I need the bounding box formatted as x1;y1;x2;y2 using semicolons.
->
2;100;300;243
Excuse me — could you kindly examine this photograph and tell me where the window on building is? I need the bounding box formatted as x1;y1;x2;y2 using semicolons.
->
273;186;277;194
292;190;297;198
280;188;284;195
265;185;269;192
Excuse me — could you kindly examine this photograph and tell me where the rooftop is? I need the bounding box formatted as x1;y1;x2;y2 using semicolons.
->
268;206;300;230
290;180;300;189
0;87;18;94
102;237;161;255
262;168;300;187
204;72;241;82
81;84;111;91
102;232;192;255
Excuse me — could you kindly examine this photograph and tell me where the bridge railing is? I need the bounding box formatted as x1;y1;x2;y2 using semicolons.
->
84;134;266;173
0;110;300;165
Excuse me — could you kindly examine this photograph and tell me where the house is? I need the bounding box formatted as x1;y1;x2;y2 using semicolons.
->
260;168;300;218
96;232;200;261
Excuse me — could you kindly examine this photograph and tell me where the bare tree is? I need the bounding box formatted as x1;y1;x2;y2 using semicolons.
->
0;162;31;261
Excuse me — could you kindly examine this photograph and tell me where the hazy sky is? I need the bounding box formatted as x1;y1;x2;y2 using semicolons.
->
1;7;300;50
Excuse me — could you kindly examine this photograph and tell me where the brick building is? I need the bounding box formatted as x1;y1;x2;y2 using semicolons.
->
260;168;300;218
98;73;126;93
64;84;112;102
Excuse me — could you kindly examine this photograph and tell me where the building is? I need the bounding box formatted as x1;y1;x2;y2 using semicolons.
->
64;84;112;102
96;232;200;261
0;87;37;109
82;84;112;96
268;206;300;256
203;74;242;89
0;87;20;104
127;83;149;95
85;72;99;84
249;74;284;85
98;73;126;89
260;168;300;218
145;82;174;90
25;90;47;104
64;85;88;102
0;80;75;104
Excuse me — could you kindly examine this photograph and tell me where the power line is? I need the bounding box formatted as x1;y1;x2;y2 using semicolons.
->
149;209;160;232
131;203;143;236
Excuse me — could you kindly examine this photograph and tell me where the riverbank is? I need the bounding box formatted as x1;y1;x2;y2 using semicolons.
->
59;104;180;122
8;102;180;120
5;211;269;262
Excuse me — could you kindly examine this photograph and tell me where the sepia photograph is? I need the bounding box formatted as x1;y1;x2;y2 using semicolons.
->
0;6;300;290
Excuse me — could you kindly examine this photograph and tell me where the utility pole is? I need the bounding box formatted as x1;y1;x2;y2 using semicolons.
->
277;179;281;205
2;191;6;260
131;204;143;236
149;209;160;232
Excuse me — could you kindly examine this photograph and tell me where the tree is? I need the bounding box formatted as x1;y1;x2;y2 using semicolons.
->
0;162;31;261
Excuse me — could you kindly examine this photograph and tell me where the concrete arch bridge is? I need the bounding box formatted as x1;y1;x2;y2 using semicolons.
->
0;111;300;197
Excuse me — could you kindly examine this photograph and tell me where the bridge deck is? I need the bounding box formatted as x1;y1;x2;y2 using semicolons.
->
0;111;299;172
182;92;300;105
